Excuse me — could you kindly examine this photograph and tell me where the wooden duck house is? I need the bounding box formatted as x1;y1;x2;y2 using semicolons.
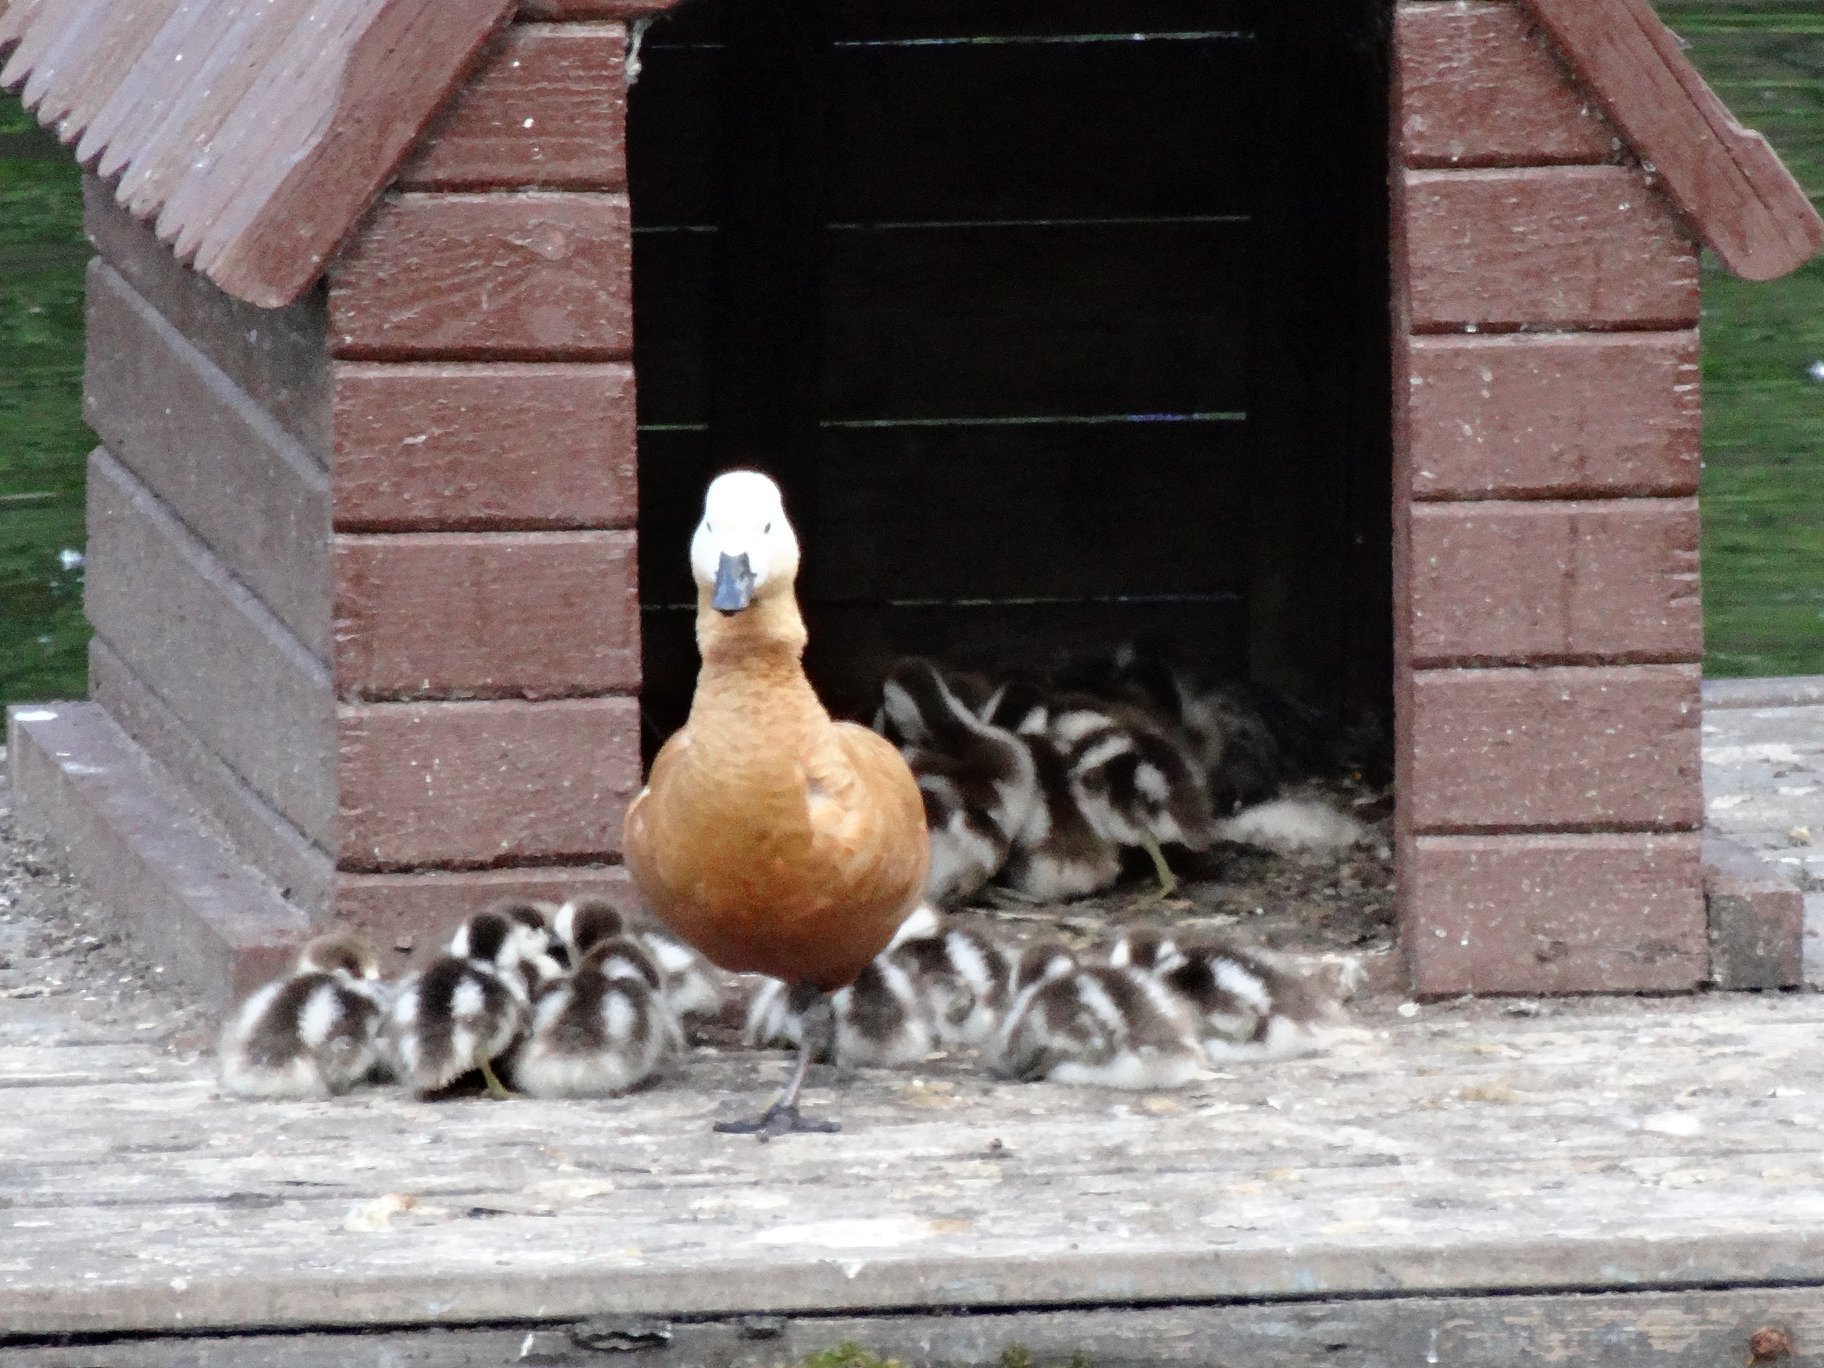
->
3;0;1819;1008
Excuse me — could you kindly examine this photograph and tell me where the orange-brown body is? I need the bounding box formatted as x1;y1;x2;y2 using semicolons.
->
623;592;929;992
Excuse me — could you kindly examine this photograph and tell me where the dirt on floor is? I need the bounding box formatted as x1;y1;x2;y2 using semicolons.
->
0;750;212;1053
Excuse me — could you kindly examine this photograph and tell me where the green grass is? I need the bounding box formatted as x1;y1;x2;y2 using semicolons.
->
0;94;89;706
1661;3;1824;675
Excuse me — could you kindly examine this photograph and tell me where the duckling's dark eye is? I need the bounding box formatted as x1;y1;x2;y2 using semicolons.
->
705;522;714;534
764;521;773;534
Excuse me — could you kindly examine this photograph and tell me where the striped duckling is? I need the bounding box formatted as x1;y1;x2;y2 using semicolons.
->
512;935;684;1098
1044;692;1216;900
877;657;1038;907
885;920;1015;1049
384;911;550;1099
555;894;727;1027
987;941;1207;1090
1111;928;1340;1060
219;935;389;1099
744;956;936;1070
980;679;1123;903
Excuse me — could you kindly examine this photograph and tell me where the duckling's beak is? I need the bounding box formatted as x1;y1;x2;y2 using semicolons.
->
713;552;756;614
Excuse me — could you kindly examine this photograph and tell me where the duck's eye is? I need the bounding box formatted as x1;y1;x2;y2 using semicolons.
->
705;522;714;534
764;521;773;534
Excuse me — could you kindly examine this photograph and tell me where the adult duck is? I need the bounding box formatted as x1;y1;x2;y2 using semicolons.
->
623;470;929;1137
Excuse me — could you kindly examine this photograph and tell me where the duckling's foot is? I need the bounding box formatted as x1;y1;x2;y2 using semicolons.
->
1139;835;1179;901
476;1052;514;1101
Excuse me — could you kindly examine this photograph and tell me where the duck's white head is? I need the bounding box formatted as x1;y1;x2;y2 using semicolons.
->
690;470;800;614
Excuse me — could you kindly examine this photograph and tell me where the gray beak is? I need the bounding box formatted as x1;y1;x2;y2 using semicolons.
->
712;552;756;614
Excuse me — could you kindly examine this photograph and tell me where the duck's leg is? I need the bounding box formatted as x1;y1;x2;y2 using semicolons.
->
1139;834;1180;901
715;988;841;1140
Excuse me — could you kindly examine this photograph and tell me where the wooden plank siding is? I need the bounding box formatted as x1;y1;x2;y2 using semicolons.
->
1393;1;1707;994
84;451;339;849
324;16;641;902
83;260;333;661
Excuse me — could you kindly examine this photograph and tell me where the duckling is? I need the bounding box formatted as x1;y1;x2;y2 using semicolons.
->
623;471;929;1138
449;901;567;993
877;657;1038;906
987;960;1206;1090
886;922;1014;1047
744;954;936;1069
1046;694;1215;899
511;936;684;1098
553;894;729;1027
1213;794;1370;859
995;724;1124;903
218;935;388;1099
1111;929;1339;1060
384;951;529;1100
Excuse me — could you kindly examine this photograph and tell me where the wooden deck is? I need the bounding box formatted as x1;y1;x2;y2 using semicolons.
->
6;694;1824;1365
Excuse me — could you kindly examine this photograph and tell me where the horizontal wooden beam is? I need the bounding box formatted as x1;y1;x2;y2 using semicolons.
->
517;0;677;16
328;192;632;360
1524;0;1824;281
1408;332;1699;499
331;361;635;531
84;260;332;660
1409;498;1700;666
1406;663;1702;834
399;22;627;191
1398;2;1616;169
1404;831;1705;994
83;179;332;454
1405;166;1699;332
89;638;335;917
336;697;640;870
332;531;640;700
85;449;337;847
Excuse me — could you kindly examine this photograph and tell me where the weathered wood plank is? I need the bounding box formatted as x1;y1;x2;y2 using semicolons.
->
336;697;640;870
85;450;338;848
332;531;640;700
1405;166;1700;331
7;1288;1815;1368
84;261;333;660
1408;332;1700;499
333;865;636;958
331;361;635;531
1524;0;1824;281
1399;2;1616;169
188;0;520;307
1407;663;1703;833
0;1043;194;1090
1408;498;1700;666
1404;831;1706;993
89;638;335;918
399;23;628;191
1705;832;1804;991
83;179;332;455
5;704;312;1015
328;192;632;360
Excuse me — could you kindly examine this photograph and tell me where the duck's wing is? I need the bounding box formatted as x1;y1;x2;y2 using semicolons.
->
805;721;930;913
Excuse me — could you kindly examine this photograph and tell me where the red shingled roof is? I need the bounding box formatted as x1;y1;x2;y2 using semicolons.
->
1;0;1817;306
0;0;516;307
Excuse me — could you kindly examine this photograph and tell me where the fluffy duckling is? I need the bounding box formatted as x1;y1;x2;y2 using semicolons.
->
219;935;389;1099
1111;929;1339;1060
511;936;684;1098
623;471;929;1138
988;953;1207;1090
990;716;1124;903
449;901;567;993
384;950;529;1100
886;922;1014;1048
745;955;936;1069
1213;794;1371;859
877;657;1038;907
1045;693;1215;899
555;894;727;1026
